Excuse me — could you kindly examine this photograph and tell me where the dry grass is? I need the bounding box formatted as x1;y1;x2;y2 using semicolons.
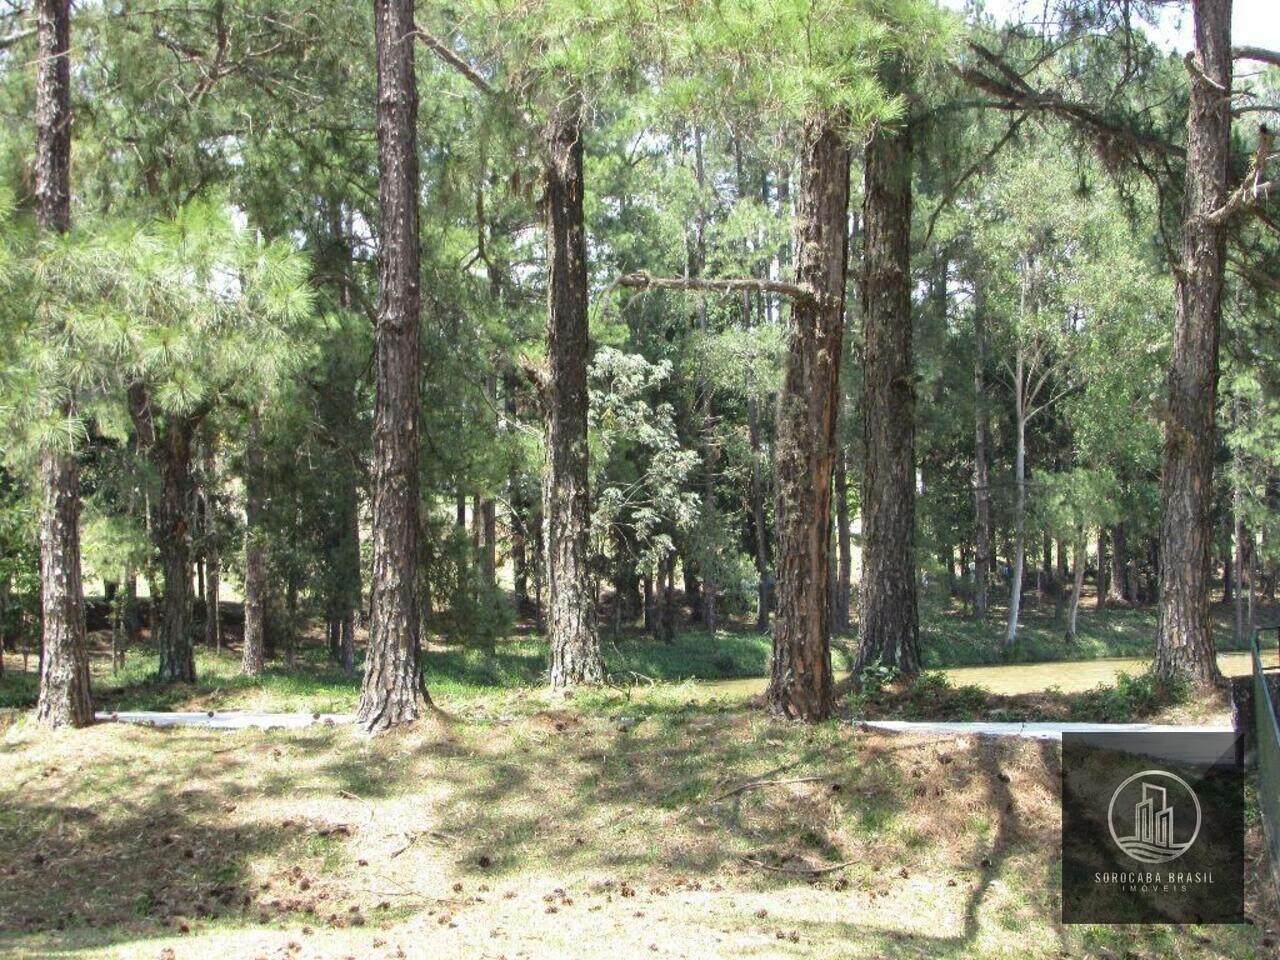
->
0;694;1275;959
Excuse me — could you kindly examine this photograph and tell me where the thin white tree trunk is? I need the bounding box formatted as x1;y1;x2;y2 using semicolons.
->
1067;530;1086;641
1233;465;1244;643
1005;343;1026;650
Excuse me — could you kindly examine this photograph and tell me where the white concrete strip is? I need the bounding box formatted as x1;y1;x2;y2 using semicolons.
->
860;720;1235;741
97;711;354;730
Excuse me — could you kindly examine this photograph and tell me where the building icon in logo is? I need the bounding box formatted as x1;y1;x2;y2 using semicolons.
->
1108;770;1201;864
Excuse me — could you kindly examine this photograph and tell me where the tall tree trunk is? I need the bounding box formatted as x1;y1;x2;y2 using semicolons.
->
339;611;356;674
1006;368;1027;649
855;109;919;679
202;444;221;651
532;506;545;632
1154;0;1231;686
358;0;428;730
155;423;196;681
284;573;299;668
542;107;604;688
338;466;360;673
34;0;92;728
1109;524;1129;603
481;495;497;588
37;439;93;723
767;118;850;721
506;374;531;617
658;550;676;643
205;547;221;651
738;150;771;635
748;396;770;632
1233;458;1245;643
1095;529;1107;611
124;566;141;649
317;204;363;672
1039;533;1053;604
510;465;530;616
241;413;267;677
128;384;200;682
1066;530;1087;642
692;125;717;633
682;563;702;622
1;574;9;677
1248;534;1257;638
972;301;992;622
835;448;851;634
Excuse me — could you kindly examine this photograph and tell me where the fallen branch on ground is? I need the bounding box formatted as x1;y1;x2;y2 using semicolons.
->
389;829;455;858
742;856;856;876
708;776;824;803
339;789;375;824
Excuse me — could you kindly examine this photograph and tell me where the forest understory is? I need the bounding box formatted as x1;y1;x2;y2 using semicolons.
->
0;596;1260;725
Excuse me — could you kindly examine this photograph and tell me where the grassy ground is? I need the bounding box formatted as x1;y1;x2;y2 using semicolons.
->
916;595;1264;668
0;598;1259;721
1;693;1275;960
0;626;782;713
848;669;1235;725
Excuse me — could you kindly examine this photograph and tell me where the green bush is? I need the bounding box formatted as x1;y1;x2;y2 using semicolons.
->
1069;671;1187;722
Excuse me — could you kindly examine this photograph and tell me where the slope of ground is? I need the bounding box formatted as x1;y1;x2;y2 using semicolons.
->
1;694;1275;960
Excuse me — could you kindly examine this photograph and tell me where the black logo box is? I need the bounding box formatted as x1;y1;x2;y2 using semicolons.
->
1061;731;1243;925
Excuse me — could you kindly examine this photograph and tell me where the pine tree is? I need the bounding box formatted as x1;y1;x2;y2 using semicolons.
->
357;0;430;731
34;0;92;728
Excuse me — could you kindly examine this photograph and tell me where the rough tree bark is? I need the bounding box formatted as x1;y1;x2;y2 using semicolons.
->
835;448;852;634
1154;0;1231;687
128;384;201;682
766;118;850;721
357;0;429;730
201;444;222;651
855;109;920;679
542;106;605;688
154;422;197;681
34;0;92;728
241;412;267;677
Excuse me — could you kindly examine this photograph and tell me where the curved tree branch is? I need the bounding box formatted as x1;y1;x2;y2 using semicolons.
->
1235;46;1280;69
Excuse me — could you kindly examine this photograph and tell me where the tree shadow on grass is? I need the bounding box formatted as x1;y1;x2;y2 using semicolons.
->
0;777;277;948
1;708;1263;960
416;704;1055;937
0;725;378;957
